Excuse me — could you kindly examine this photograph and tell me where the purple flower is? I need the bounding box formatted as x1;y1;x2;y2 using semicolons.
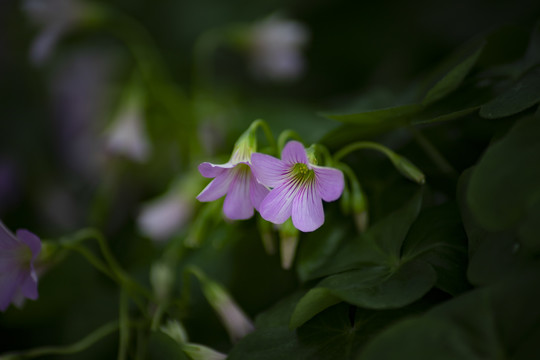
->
0;222;42;311
196;137;269;220
251;141;344;232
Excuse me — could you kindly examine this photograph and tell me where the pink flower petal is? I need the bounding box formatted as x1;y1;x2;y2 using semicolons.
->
0;271;23;311
249;173;269;211
223;168;254;220
0;222;18;249
16;230;42;261
198;162;234;178
291;183;324;232
18;272;39;300
251;153;288;188
197;170;234;202
314;166;345;202
281;141;308;165
259;182;296;224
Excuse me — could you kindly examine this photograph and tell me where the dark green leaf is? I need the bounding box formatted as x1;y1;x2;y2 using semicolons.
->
358;265;540;360
480;66;540;118
401;203;469;295
467;115;540;230
358;317;478;360
316;260;436;310
324;104;422;125
291;261;436;328
229;304;362;360
300;190;423;280
146;331;189;360
231;302;430;360
422;45;484;106
457;169;526;286
296;216;353;282
289;288;342;329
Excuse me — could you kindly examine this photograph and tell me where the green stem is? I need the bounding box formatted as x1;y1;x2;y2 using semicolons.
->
410;128;457;176
312;144;333;166
118;289;130;360
0;322;118;359
250;119;277;155
277;130;303;153
60;229;154;303
334;141;426;184
334;141;397;162
62;243;116;281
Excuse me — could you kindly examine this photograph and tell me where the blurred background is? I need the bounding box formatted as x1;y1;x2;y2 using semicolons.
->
1;0;539;358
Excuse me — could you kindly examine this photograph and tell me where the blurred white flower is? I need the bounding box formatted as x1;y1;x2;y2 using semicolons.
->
105;88;151;163
138;193;191;241
193;268;254;342
23;0;90;64
249;16;309;82
137;173;204;241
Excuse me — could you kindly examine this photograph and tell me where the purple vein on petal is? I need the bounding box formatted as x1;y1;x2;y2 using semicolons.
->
251;153;288;188
314;166;345;202
249;173;269;211
199;162;234;178
292;182;324;232
259;180;299;224
223;167;254;220
197;170;234;202
281;141;308;165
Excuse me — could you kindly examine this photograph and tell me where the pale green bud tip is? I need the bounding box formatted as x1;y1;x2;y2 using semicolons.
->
278;219;299;269
396;156;426;184
280;236;299;270
150;262;174;301
231;123;260;164
257;217;275;254
200;278;255;342
182;343;227;360
161;320;189;344
305;146;318;165
354;211;369;233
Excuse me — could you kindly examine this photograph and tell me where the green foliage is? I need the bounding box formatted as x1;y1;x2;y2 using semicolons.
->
2;2;540;359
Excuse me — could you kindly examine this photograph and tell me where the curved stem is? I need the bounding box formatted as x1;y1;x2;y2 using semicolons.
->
250;119;277;155
62;243;116;281
410;128;457;176
312;144;333;166
60;229;154;303
277;130;303;153
334;141;397;162
0;322;118;359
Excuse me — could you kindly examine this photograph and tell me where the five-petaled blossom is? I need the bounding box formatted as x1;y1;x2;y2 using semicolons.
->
251;141;344;232
0;222;42;311
197;133;269;220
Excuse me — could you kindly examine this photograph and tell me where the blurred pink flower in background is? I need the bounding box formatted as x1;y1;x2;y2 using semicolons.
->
104;88;151;163
23;0;89;65
248;16;309;82
0;222;42;311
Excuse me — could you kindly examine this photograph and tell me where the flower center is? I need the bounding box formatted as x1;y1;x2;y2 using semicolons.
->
290;163;315;183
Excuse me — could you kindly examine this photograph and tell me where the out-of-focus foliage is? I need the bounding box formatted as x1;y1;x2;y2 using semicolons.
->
1;0;540;359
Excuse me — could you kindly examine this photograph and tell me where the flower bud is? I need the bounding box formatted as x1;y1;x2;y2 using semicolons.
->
193;269;254;342
150;262;174;302
160;319;189;344
182;343;227;360
257;216;275;254
278;219;299;270
392;155;426;185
